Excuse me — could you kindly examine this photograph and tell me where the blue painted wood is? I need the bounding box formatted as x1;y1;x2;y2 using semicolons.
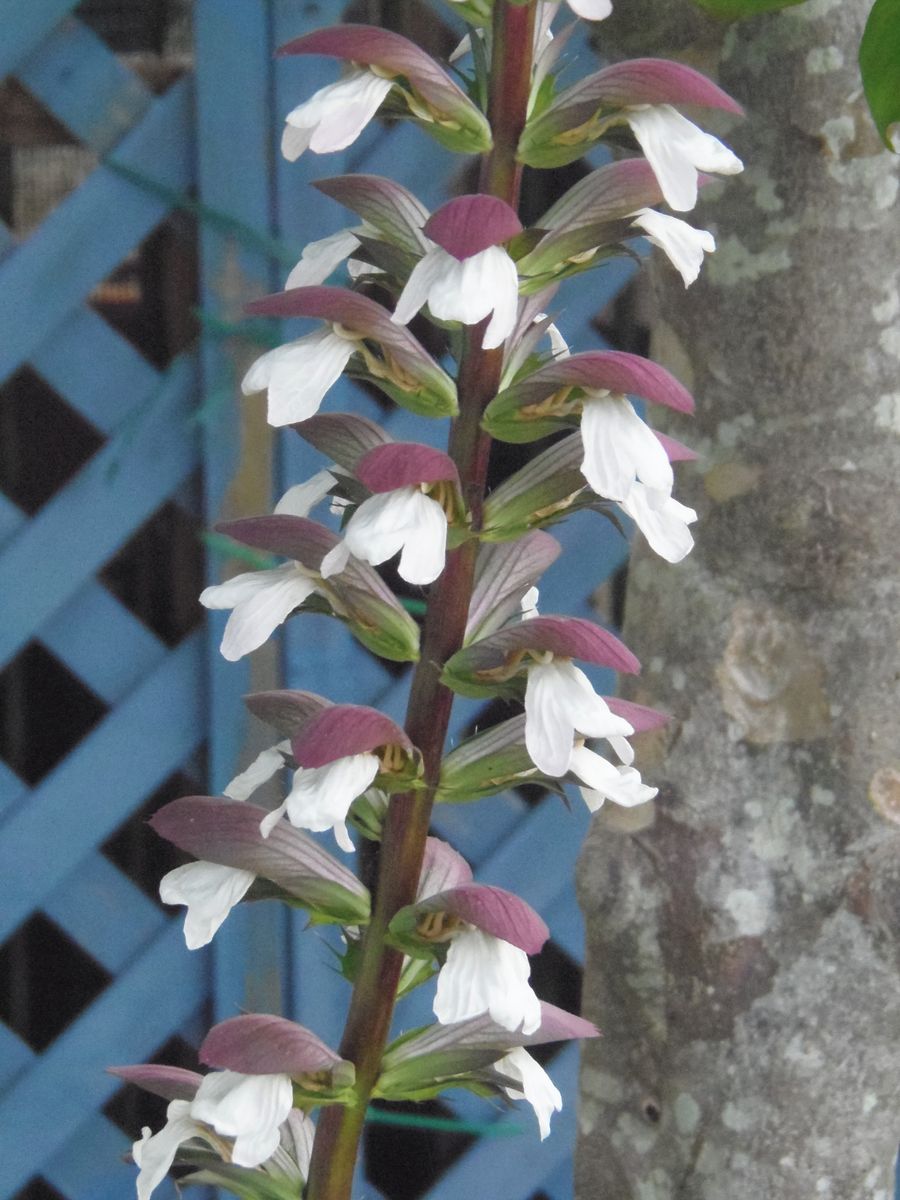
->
16;16;151;153
0;1024;33;1091
41;579;167;706
0;634;204;941
0;353;199;670
0;921;207;1196
0;79;192;384
43;1115;144;1200
0;761;23;819
0;0;78;77
42;853;167;974
32;306;161;435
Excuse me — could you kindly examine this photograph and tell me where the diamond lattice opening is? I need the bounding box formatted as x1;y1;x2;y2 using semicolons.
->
88;214;198;369
12;1178;68;1200
0;79;95;235
102;765;205;904
104;1032;200;1137
366;1098;476;1200
0;368;105;516
99;493;204;647
0;642;108;786
0;913;112;1051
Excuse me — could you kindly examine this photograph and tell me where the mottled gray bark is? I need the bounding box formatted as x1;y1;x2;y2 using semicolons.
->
576;2;900;1197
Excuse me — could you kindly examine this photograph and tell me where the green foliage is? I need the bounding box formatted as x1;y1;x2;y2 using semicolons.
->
860;0;900;149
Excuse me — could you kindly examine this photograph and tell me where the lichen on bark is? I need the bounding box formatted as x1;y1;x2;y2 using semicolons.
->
575;1;900;1196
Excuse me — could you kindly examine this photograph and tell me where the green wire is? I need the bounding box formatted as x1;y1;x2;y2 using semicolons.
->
364;1109;523;1137
104;156;301;266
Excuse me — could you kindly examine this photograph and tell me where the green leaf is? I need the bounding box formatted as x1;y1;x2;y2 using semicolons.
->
692;0;806;16
860;0;900;149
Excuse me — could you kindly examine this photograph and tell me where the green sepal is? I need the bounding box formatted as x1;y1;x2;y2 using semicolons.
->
315;583;421;665
481;432;622;541
245;878;371;929
386;908;450;961
482;386;578;445
410;116;492;156
348;366;458;420
291;1060;357;1107
436;715;551;803
397;954;437;998
177;1156;302;1200
348;788;389;842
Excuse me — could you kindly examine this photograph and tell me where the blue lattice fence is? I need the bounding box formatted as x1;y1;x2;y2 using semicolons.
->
0;3;636;1198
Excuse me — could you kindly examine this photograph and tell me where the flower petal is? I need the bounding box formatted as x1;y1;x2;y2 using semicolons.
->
620;482;697;563
567;0;612;16
190;1071;294;1168
580;395;673;501
343;489;448;585
285;229;361;289
524;658;633;777
627;104;743;212
433;928;541;1034
274;470;337;518
630;208;715;287
569;744;658;810
391;247;447;327
282;69;393;160
223;742;290;801
159;862;256;949
134;1101;210;1200
200;564;318;661
241;329;355;427
283;754;380;851
495;1047;562;1140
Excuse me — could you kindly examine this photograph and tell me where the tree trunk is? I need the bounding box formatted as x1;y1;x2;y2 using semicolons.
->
576;3;900;1197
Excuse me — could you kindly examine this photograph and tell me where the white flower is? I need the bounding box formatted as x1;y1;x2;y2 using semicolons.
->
260;753;381;852
241;327;357;427
133;1072;293;1198
223;741;291;801
630;208;715;287
524;657;635;777
159;745;289;949
569;743;658;811
321;487;448;586
133;1101;213;1200
625;104;743;213
392;244;519;350
200;562;320;661
190;1070;294;1167
159;862;256;950
566;0;612;17
620;481;697;564
273;469;337;519
495;1047;562;1140
282;68;394;160
580;393;673;503
433;927;542;1034
285;229;362;289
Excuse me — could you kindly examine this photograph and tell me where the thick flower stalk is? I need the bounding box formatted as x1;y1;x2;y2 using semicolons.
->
113;4;744;1200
